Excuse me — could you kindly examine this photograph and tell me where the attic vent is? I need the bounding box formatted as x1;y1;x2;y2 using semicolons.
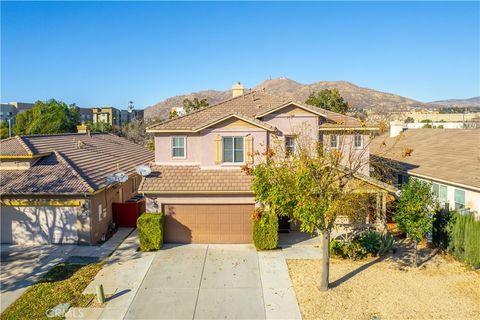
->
75;140;85;149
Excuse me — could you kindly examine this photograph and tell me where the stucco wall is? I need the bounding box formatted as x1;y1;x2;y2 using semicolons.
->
146;194;255;213
1;205;80;245
322;133;371;176
89;174;142;243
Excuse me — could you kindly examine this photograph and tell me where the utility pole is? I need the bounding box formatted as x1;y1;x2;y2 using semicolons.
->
7;117;12;138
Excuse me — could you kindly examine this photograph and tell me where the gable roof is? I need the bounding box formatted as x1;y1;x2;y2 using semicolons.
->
1;152;94;195
0;136;34;157
0;133;154;194
147;91;365;132
371;129;480;190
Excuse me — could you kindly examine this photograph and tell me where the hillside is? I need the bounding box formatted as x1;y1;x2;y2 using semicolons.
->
144;77;431;119
429;96;480;107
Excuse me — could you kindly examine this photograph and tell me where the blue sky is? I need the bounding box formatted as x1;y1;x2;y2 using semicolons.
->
1;1;479;109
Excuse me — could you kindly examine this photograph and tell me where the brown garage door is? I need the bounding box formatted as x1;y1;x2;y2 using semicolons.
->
163;204;254;243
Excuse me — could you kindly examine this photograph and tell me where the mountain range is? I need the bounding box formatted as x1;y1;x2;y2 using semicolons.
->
144;78;479;120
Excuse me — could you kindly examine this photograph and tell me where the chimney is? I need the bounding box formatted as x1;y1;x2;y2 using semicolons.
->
390;121;406;137
231;82;244;98
76;123;90;134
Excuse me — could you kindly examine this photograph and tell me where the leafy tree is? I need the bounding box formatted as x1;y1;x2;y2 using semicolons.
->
183;98;209;114
14;99;80;135
245;132;371;291
305;88;349;114
394;179;435;267
87;121;113;133
0;120;10;139
404;117;415;123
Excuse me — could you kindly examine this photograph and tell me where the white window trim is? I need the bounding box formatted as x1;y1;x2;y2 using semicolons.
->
171;136;187;159
131;176;137;193
285;135;295;156
330;134;339;149
222;136;245;164
454;188;466;209
354;133;363;149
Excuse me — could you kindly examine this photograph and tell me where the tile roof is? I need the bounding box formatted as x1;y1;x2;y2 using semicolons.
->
139;165;253;193
1;133;154;194
371;129;480;190
1;152;93;195
0;136;33;156
147;91;363;131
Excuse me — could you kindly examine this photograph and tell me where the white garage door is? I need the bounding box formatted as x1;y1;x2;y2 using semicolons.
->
0;206;78;245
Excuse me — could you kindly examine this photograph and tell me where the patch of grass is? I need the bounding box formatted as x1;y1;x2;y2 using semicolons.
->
1;262;102;320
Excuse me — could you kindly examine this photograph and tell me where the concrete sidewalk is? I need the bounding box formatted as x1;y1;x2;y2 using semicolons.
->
0;228;133;313
79;230;155;320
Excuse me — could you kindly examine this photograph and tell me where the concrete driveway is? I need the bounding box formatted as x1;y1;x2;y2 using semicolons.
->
125;244;300;320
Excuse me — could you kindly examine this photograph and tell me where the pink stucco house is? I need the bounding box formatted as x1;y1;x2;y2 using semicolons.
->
140;84;382;243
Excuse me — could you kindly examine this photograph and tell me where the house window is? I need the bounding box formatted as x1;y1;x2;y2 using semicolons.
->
354;134;363;148
454;189;466;209
330;135;339;148
397;174;409;186
172;136;186;158
223;137;244;163
285;136;295;156
131;176;137;193
432;183;448;203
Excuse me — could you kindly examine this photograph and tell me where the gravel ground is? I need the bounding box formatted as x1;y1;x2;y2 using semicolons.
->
287;244;480;320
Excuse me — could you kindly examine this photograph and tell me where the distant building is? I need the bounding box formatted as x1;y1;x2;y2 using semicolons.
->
120;109;144;125
92;107;143;126
0;102;35;124
92;107;122;126
78;108;93;122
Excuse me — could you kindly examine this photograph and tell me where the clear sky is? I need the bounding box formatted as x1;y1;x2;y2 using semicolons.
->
1;1;479;109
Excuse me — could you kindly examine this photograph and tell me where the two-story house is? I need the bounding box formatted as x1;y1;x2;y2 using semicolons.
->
141;84;390;244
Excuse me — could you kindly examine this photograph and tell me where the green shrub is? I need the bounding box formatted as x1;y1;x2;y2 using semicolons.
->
448;212;480;268
359;231;382;254
253;210;278;250
432;208;451;249
330;238;367;260
378;233;396;255
331;231;396;259
137;212;164;251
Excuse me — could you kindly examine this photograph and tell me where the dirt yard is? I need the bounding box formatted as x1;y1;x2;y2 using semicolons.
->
287;242;480;320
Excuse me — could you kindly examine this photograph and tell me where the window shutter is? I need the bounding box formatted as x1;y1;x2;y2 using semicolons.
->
214;134;222;164
246;135;253;164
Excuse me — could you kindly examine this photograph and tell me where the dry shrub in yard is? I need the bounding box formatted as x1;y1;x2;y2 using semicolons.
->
287;246;480;320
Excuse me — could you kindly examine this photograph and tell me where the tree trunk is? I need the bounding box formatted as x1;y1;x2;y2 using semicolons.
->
319;229;330;291
414;240;418;267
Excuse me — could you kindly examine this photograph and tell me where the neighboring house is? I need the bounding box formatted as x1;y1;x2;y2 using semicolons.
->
141;84;394;244
371;128;480;215
0;132;153;245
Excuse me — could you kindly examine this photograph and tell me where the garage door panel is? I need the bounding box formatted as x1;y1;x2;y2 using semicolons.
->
163;204;253;244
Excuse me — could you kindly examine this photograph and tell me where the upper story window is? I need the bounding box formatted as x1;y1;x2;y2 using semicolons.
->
432;182;448;203
223;137;244;163
330;134;339;148
397;174;409;186
454;188;466;209
172;136;186;158
285;136;295;156
354;134;363;148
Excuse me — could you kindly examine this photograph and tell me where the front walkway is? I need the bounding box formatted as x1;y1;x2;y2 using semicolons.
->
77;238;302;320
